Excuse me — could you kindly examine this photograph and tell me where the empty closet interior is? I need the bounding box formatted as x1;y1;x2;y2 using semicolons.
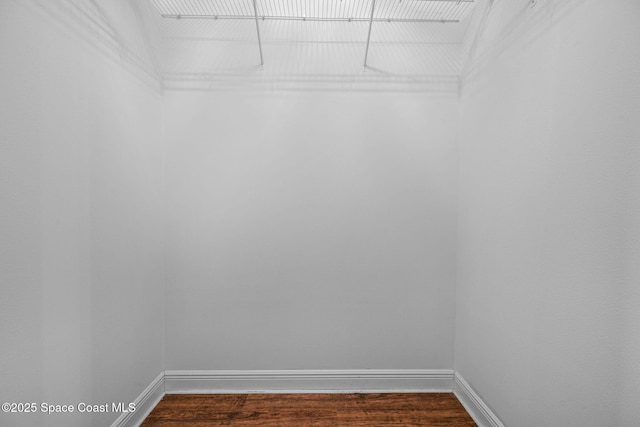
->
1;0;639;426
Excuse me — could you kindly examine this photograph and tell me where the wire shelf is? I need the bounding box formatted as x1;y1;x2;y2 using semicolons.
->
150;0;475;23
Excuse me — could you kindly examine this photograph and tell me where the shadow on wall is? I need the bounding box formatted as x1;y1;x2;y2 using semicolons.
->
160;18;464;92
462;0;586;88
31;0;163;90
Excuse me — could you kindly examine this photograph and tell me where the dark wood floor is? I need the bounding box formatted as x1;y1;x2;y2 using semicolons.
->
141;393;477;426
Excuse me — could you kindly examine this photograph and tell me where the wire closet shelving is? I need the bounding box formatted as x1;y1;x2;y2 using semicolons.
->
150;0;476;69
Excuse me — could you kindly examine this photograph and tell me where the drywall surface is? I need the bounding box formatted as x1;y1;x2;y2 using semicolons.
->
0;1;164;426
620;73;640;426
164;90;458;370
456;0;640;425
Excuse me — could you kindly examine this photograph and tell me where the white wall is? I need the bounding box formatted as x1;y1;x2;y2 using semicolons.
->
164;91;459;370
0;1;164;426
456;0;640;425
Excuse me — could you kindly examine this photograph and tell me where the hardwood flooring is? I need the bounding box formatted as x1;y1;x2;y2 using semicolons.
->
141;393;477;426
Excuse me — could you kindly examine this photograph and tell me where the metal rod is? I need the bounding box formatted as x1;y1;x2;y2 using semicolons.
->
363;0;376;70
251;0;264;67
161;14;459;24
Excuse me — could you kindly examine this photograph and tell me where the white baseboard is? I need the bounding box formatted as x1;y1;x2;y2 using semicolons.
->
110;370;498;426
111;372;165;427
453;372;505;427
164;369;455;394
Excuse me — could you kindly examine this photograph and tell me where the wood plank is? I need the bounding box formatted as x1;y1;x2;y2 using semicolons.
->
141;393;477;426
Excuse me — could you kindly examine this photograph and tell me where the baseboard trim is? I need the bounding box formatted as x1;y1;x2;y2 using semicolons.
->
453;372;505;427
164;369;455;394
111;372;165;427
109;370;499;426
